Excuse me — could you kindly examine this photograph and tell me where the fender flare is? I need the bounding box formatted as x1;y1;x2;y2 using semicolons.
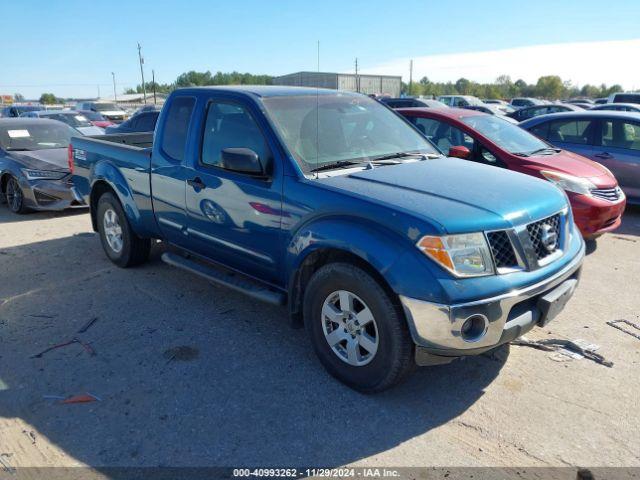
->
285;216;433;322
89;161;147;237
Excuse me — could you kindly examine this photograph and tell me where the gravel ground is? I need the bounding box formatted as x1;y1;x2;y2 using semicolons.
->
0;205;638;472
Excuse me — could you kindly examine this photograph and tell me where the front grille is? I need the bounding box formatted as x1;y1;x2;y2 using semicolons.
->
487;231;518;268
591;187;622;202
526;214;561;260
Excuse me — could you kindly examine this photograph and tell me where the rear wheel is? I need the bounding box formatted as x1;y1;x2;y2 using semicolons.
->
304;263;414;393
96;192;150;267
5;176;28;214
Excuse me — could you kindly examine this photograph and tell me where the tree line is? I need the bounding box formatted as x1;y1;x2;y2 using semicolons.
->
405;75;623;100
124;70;273;95
14;72;627;105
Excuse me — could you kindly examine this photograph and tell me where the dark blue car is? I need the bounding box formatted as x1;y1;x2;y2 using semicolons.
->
521;111;640;203
105;110;159;134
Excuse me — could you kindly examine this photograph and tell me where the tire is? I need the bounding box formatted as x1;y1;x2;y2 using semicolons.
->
5;176;29;214
304;262;414;393
96;192;151;267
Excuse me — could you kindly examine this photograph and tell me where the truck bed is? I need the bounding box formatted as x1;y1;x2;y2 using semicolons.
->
85;132;154;149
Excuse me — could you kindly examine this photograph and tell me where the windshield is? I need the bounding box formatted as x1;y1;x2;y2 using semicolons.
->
466;97;484;106
46;113;92;127
81;111;105;121
94;103;120;112
261;93;440;173
461;115;549;155
0;122;77;151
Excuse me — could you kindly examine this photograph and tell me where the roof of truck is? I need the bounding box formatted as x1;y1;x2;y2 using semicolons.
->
180;85;358;97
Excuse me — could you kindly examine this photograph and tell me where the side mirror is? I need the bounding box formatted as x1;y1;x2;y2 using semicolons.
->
221;148;263;175
449;145;471;159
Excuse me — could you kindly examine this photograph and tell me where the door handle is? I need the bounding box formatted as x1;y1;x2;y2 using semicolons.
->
595;152;613;159
187;177;206;190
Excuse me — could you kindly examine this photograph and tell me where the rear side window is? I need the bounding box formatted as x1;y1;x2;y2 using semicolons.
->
411;117;441;138
161;96;195;161
201;101;270;168
600;120;640;151
547;120;591;144
528;122;550;139
428;121;474;152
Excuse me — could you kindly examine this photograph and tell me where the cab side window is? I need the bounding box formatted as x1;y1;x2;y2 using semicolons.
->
201;101;271;169
161;96;196;161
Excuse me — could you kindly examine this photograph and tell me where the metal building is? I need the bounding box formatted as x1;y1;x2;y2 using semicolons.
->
273;71;402;97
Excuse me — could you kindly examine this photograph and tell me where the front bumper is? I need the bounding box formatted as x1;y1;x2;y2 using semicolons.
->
22;177;88;211
401;240;585;364
570;193;626;239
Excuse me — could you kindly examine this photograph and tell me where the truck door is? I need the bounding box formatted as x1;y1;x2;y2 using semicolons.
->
185;98;283;284
150;95;196;246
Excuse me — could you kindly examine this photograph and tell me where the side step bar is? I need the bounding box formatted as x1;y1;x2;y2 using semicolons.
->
161;252;286;306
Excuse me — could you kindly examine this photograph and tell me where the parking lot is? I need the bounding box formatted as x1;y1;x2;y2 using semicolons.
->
0;205;638;470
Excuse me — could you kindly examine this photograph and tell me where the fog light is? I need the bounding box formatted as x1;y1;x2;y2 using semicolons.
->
460;315;488;342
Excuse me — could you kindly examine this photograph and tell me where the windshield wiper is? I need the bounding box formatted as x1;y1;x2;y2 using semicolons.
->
309;160;364;173
528;147;561;155
5;147;30;151
371;151;433;162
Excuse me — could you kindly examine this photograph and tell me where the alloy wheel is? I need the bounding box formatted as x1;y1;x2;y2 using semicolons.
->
6;177;23;212
321;290;379;366
103;208;124;253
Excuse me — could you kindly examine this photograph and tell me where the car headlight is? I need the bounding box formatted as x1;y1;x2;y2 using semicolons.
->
540;170;595;195
22;169;67;180
417;233;494;277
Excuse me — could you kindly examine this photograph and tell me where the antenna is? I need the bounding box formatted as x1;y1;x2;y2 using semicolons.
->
315;40;320;178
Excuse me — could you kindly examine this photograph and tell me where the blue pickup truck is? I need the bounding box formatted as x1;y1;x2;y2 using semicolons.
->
70;86;585;392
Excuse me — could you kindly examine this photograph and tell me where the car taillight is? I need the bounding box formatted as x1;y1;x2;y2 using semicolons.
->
68;144;74;174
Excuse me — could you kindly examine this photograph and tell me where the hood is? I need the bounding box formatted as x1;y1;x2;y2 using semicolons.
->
520;150;617;188
319;158;568;234
10;148;69;172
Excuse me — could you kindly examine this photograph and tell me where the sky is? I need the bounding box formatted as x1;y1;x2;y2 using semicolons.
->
2;0;640;99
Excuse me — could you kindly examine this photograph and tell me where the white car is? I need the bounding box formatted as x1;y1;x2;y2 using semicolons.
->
75;102;127;123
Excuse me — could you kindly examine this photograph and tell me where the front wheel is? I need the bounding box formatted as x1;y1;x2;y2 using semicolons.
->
5;176;28;214
304;263;414;393
96;192;151;267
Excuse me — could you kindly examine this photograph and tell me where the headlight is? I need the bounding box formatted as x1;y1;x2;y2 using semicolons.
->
540;170;595;195
417;233;494;277
22;169;67;180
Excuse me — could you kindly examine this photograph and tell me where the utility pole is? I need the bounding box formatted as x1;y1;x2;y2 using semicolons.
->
409;59;413;97
137;42;147;104
97;84;101;98
111;72;117;102
152;70;157;105
355;57;359;93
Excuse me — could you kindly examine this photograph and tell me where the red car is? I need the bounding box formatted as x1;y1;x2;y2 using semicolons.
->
77;110;114;129
398;107;626;239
